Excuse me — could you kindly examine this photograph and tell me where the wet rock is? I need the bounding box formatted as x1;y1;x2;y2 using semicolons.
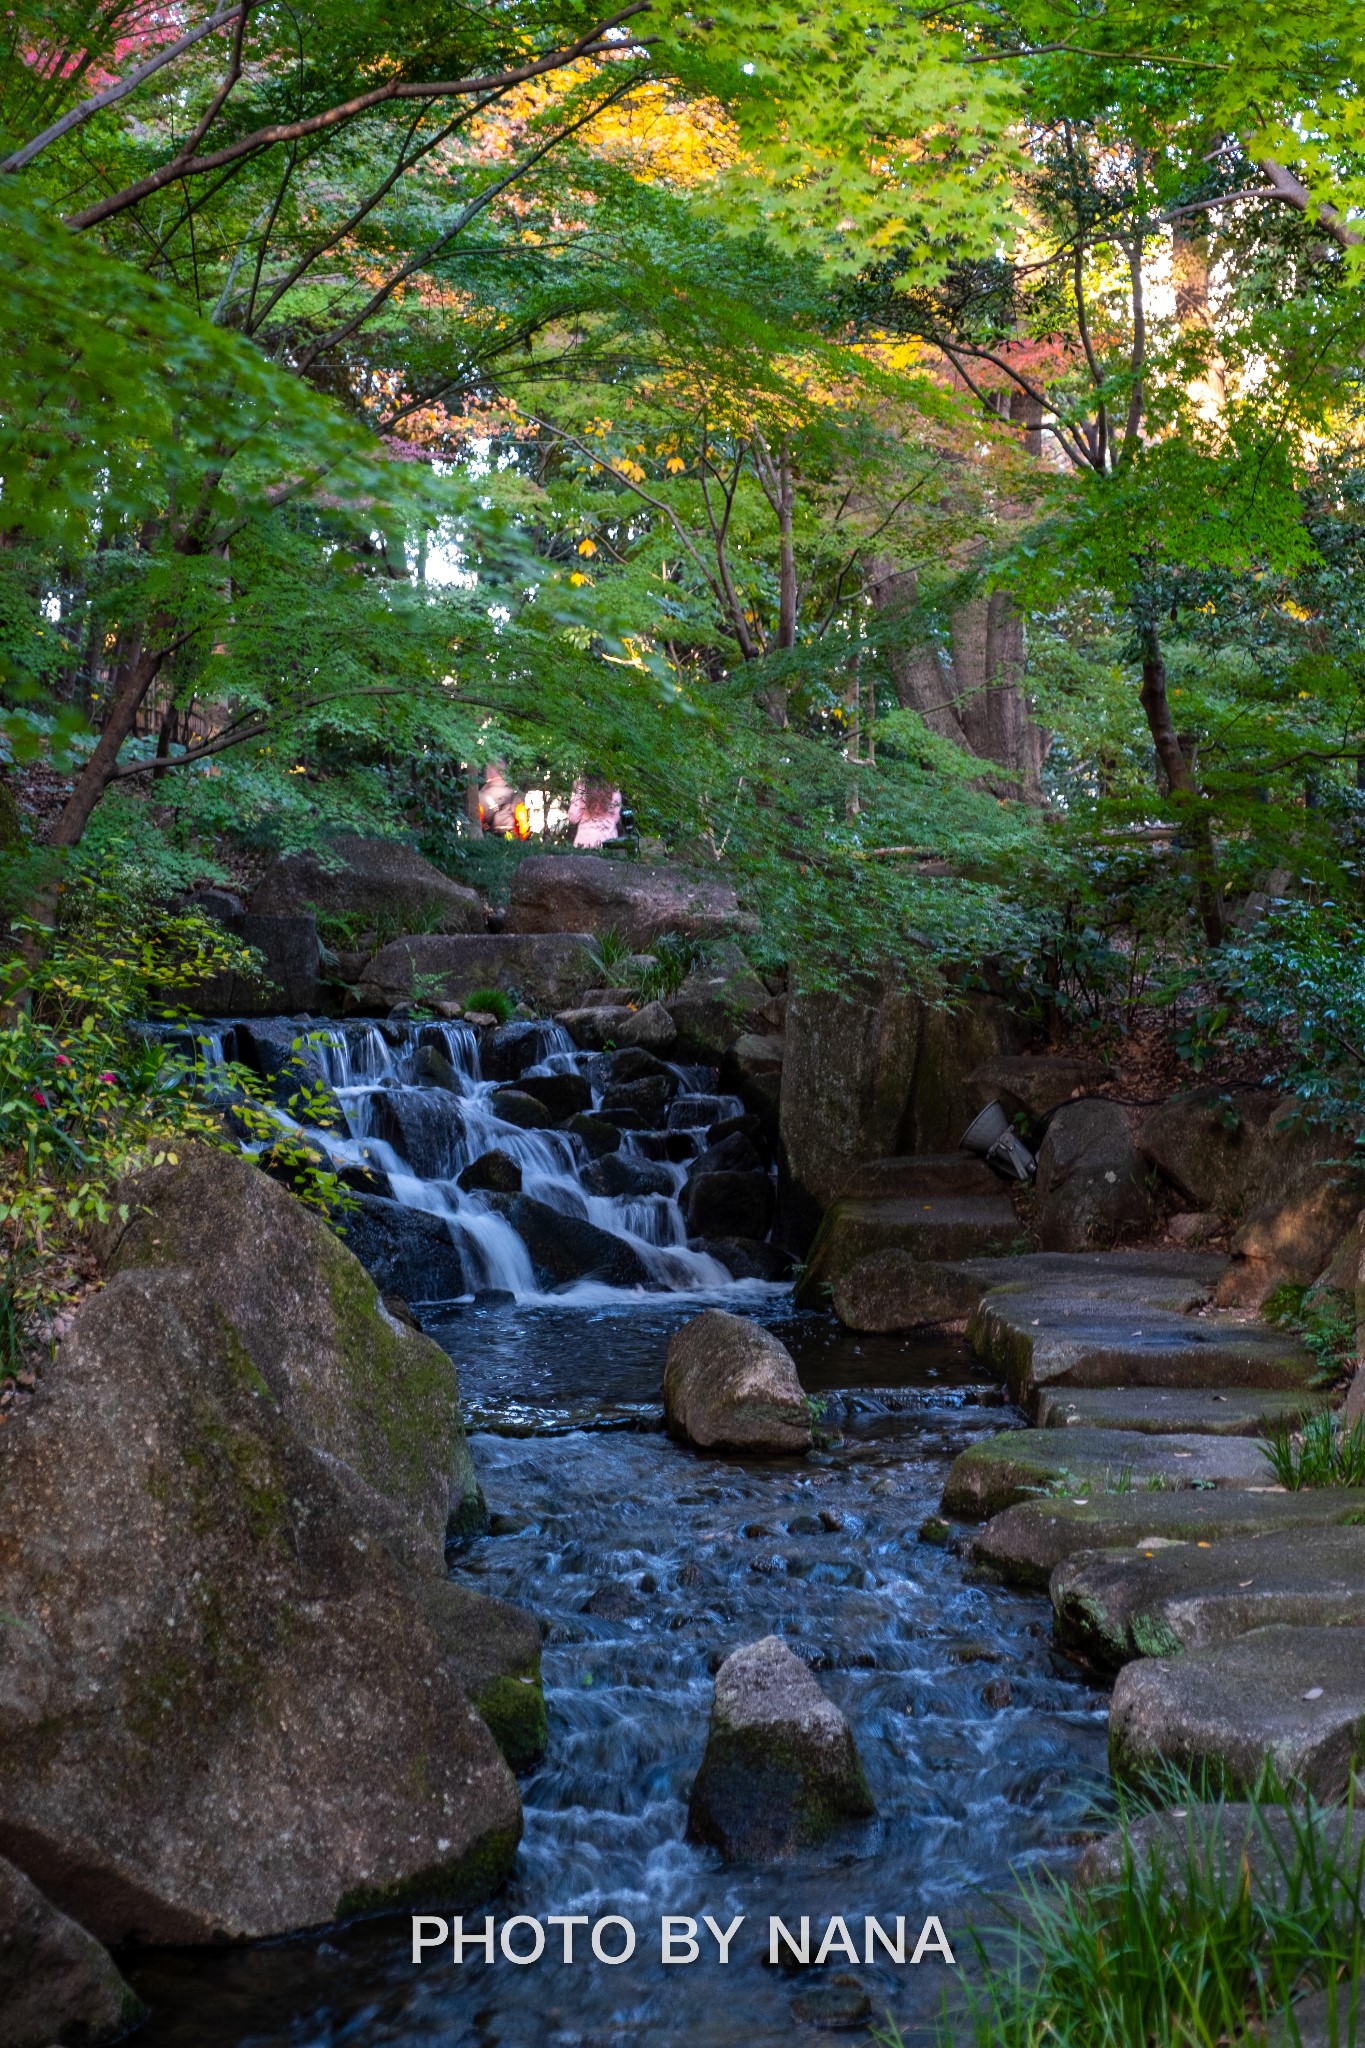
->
458;1150;523;1195
412;1043;461;1091
251;834;484;935
666;944;771;1060
607;1046;675;1084
554;1005;634;1051
940;1427;1269;1519
481;1020;571;1082
358;933;595;1015
1035;1099;1153;1251
582;1154;675;1198
693;1236;790;1281
505;853;752;948
1109;1625;1365;1797
972;1486;1365;1592
514;1072;592;1122
230;1018;345;1128
337;1192;468;1303
688;1129;767;1179
600;1074;677;1122
492;1193;652;1290
0;1854;143;2048
371;1087;467;1178
564;1111;622;1158
615;1000;678;1053
583;1584;645;1621
687;1637;874;1859
664;1310;812;1454
707;1110;772;1163
965;1054;1117;1126
489;1086;559;1131
1052;1526;1365;1669
682;1170;774;1242
2;1148;539;1942
789;1977;873;2030
981;1677;1014;1709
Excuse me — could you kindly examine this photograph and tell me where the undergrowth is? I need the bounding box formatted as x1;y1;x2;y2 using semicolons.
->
1262;1408;1365;1489
1264;1283;1357;1389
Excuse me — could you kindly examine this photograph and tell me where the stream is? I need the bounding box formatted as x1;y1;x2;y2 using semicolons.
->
125;1019;1112;2047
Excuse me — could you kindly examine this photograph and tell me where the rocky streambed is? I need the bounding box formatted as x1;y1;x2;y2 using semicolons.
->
123;1303;1110;2048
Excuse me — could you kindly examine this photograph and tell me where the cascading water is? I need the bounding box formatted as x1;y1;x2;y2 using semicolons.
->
277;1017;769;1305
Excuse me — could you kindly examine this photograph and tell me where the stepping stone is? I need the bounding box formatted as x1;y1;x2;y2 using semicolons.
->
971;1487;1365;1591
832;1248;1226;1332
969;1293;1315;1399
1110;1625;1365;1797
796;1193;1020;1305
941;1427;1270;1518
1053;1526;1365;1669
1035;1385;1334;1436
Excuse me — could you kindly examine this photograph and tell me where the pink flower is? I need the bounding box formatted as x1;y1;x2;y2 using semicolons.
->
30;1089;46;1107
100;1072;116;1085
54;1053;70;1067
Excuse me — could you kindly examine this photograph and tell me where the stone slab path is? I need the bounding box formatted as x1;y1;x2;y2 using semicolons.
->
1035;1385;1331;1435
942;1426;1273;1517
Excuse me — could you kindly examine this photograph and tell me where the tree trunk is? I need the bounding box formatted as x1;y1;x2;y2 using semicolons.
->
48;624;175;848
1138;623;1226;946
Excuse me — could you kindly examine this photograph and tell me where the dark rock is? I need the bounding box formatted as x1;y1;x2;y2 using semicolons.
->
1137;1085;1283;1211
229;1018;345;1128
790;1978;873;2030
494;1194;652;1289
251;835;483;935
719;1033;785;1140
183;914;321;1017
582;1154;675;1198
371;1087;467;1179
682;1170;774;1241
358;933;595;1015
981;1677;1014;1710
0;1853;143;2048
514;1072;591;1122
489;1087;558;1131
797;1192;1019;1306
458;1150;523;1195
966;1053;1117;1125
582;1584;645;1621
1033;1384;1330;1435
667;944;771;1060
505;854;752;948
601;1074;677;1122
607;1047;674;1084
1035;1099;1154;1251
412;1043;461;1091
686;1637;874;1859
481;1021;570;1083
707;1111;771;1161
564;1112;622;1158
664;1311;811;1454
1;1148;541;1943
615;1001;678;1054
666;1093;734;1130
693;1236;790;1281
554;1005;633;1051
636;1130;697;1163
687;1129;767;1180
337;1192;468;1302
337;1160;391;1199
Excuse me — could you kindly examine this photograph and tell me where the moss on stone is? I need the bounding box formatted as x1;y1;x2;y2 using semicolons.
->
334;1822;521;1919
474;1673;548;1774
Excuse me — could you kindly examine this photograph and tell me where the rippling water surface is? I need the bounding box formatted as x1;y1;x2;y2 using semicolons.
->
129;1297;1111;2048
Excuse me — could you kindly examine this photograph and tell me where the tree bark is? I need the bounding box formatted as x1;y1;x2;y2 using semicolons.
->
1138;624;1225;946
48;625;177;847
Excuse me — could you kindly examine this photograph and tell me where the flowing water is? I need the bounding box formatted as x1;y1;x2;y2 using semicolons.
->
125;1020;1112;2047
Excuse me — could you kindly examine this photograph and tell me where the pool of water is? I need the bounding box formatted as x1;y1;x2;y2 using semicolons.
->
126;1298;1111;2048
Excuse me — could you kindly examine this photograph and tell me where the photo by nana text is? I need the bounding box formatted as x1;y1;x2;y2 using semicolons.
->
411;1911;957;1967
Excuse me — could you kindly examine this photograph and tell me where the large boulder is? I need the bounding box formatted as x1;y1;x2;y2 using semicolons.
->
681;1171;774;1241
0;1854;143;2048
663;1310;812;1453
666;943;771;1060
1034;1099;1154;1251
371;1087;467;1178
183;912;321;1017
480;1019;572;1082
555;1004;635;1051
965;1053;1116;1126
720;1033;785;1141
505;854;752;948
776;985;1025;1252
251;835;484;937
357;933;595;1015
0;1149;542;1944
686;1637;874;1860
614;1001;678;1054
1137;1086;1283;1211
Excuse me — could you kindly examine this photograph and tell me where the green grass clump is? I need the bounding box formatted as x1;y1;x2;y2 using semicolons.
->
1262;1407;1365;1489
872;1782;1364;2048
462;986;513;1023
1264;1283;1357;1387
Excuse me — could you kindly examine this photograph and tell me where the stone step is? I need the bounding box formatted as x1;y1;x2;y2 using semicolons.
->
832;1248;1227;1333
970;1486;1365;1591
1053;1525;1365;1670
796;1195;1020;1306
1035;1385;1334;1436
1109;1624;1365;1798
839;1154;1003;1200
941;1427;1271;1518
968;1293;1316;1399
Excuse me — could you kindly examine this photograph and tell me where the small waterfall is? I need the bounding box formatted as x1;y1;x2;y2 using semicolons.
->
270;1018;775;1307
